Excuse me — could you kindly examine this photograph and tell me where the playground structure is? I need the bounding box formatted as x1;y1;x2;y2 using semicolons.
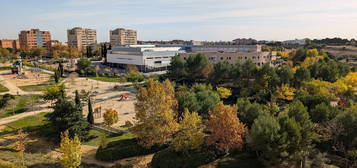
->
11;61;22;74
94;106;102;119
118;93;129;101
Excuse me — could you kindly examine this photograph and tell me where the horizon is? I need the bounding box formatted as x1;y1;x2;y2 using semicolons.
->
1;0;357;42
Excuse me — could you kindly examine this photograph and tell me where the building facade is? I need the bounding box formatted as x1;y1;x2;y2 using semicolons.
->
188;45;262;53
0;40;20;49
233;38;257;45
179;51;277;66
67;27;97;49
282;39;307;45
107;45;185;72
110;28;137;46
18;29;51;49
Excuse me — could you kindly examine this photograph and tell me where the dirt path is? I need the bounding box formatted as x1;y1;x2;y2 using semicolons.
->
0;71;42;95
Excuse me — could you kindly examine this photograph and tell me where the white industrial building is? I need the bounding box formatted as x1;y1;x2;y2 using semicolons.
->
106;45;185;72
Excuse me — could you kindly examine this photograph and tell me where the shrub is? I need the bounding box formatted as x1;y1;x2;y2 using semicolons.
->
95;138;166;161
0;159;26;168
125;72;144;82
151;147;219;168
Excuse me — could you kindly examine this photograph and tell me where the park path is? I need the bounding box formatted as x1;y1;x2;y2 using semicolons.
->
0;102;51;127
0;71;42;95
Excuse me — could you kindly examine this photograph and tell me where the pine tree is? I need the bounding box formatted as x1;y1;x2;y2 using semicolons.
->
48;98;90;141
87;98;94;125
54;70;60;83
58;62;64;77
74;90;82;116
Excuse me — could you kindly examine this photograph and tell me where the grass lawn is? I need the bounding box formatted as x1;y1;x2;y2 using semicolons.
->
88;76;126;83
0;95;41;119
1;112;49;134
0;66;11;71
84;128;134;146
0;83;9;93
18;78;57;92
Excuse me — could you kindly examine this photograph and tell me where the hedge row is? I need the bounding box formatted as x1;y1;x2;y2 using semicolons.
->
151;147;220;168
95;138;166;161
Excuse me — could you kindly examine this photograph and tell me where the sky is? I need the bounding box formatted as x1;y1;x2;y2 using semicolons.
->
1;0;357;42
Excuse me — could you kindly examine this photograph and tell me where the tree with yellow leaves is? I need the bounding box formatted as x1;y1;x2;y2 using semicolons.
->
217;87;232;99
277;51;289;59
306;49;319;57
301;57;318;67
103;108;119;126
130;79;179;147
333;72;357;94
206;102;246;153
172;109;205;152
304;80;337;100
275;84;296;101
59;131;81;168
15;129;28;166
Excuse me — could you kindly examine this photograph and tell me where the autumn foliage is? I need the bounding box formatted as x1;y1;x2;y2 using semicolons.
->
103;109;119;126
130;79;179;147
59;131;81;168
172;109;205;152
206;102;246;152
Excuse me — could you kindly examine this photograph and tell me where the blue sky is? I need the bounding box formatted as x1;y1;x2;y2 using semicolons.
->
1;0;357;42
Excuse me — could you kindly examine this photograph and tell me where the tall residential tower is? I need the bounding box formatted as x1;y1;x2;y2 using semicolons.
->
67;27;97;49
18;29;51;49
110;28;137;46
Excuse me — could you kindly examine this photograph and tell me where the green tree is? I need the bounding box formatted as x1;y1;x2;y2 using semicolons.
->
42;84;66;102
77;58;95;76
248;115;282;165
237;99;269;127
334;106;357;153
186;53;209;80
210;61;233;84
276;65;294;85
310;103;335;123
168;56;186;80
287;101;315;167
48;98;90;141
87;98;94;125
294;66;311;88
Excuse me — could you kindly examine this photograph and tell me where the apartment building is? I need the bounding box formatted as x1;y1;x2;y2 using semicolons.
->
18;29;51;49
0;40;20;49
110;28;137;46
67;27;97;49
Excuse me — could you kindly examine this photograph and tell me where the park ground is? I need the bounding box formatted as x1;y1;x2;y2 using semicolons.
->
0;69;144;167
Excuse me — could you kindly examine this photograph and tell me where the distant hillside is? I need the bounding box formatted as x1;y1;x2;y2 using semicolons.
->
325;45;357;67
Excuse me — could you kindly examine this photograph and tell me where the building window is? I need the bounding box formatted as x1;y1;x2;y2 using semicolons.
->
221;57;223;60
